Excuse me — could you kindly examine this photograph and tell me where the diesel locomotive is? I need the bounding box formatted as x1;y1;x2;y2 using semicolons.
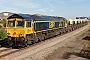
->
6;14;88;47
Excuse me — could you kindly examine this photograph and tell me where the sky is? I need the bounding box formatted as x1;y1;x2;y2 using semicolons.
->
0;0;90;18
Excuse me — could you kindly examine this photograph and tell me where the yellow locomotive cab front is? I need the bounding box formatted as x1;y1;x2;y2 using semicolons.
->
6;19;34;38
6;19;25;38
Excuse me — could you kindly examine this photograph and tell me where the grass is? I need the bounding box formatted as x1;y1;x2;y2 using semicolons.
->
45;47;62;59
0;30;6;40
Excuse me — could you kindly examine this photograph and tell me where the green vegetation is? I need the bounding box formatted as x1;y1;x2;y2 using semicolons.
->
0;19;6;28
0;19;6;23
0;25;2;28
0;30;6;39
45;47;62;58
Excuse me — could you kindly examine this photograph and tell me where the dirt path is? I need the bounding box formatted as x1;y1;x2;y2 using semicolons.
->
46;30;89;60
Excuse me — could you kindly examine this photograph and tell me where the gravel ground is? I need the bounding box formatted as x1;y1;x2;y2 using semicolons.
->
46;30;89;60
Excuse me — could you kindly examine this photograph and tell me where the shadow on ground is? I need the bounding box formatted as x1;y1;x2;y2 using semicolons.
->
63;51;90;59
0;38;11;48
0;38;26;49
63;35;90;60
83;36;90;41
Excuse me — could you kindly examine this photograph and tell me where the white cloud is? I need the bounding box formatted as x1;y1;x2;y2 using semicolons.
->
13;0;40;8
58;2;65;4
6;8;22;13
50;9;54;12
0;0;60;14
0;0;41;8
35;8;55;13
69;0;86;2
35;9;47;12
0;0;8;4
0;6;22;13
76;0;86;1
49;4;53;7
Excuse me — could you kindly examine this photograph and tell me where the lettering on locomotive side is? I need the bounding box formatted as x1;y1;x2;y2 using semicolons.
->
49;22;55;28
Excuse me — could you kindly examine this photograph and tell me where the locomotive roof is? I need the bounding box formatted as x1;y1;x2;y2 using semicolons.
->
7;14;33;20
29;15;66;20
7;14;66;21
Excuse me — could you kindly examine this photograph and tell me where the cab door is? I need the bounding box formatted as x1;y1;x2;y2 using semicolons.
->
26;21;34;34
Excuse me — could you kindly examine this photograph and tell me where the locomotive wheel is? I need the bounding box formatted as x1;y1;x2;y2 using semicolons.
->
8;37;13;47
34;35;39;43
37;33;42;42
25;36;31;45
27;39;32;45
20;38;27;47
21;40;27;47
40;34;45;41
42;34;46;40
32;40;35;44
8;40;13;47
44;34;47;40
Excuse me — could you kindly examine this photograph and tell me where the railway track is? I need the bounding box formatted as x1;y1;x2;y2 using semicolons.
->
0;38;20;58
0;48;12;52
0;48;19;58
0;30;68;59
0;38;8;47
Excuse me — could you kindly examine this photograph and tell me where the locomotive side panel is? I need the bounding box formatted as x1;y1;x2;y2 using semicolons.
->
34;22;49;31
34;22;44;31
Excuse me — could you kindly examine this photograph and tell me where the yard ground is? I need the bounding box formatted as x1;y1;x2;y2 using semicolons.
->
45;29;90;60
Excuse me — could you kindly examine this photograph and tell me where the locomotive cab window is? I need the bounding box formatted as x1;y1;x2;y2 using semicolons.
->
8;20;15;27
17;21;24;27
26;21;31;27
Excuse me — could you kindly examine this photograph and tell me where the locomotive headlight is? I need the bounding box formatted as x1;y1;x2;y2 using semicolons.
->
20;34;24;37
7;33;10;35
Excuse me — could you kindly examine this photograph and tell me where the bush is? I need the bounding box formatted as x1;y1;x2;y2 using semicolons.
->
0;30;6;39
2;19;6;23
3;23;6;27
0;25;2;28
0;19;6;24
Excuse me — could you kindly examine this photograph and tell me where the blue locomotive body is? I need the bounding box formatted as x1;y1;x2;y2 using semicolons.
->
33;16;66;32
